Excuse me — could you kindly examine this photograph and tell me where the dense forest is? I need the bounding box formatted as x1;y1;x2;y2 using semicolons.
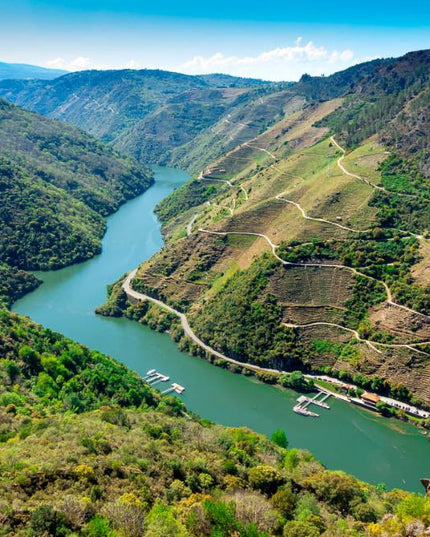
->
0;264;41;308
0;99;152;272
0;98;152;216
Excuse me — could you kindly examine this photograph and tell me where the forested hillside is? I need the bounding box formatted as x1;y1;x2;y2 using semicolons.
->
0;99;152;280
0;98;151;216
0;307;429;536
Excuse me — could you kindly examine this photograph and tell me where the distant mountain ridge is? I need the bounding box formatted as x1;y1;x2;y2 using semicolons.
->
1;51;429;173
0;68;287;167
0;60;66;81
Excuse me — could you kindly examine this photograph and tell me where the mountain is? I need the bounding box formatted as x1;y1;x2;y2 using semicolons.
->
0;69;286;167
0;98;152;272
0;307;428;536
102;49;430;411
0;61;66;80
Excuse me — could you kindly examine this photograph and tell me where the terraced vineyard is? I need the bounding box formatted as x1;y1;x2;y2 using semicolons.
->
107;52;430;411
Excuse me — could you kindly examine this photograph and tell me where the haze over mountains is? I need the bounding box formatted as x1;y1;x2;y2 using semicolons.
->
1;50;429;174
0;61;67;81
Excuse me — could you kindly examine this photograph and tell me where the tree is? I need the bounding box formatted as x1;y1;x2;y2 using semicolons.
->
30;505;68;536
145;502;188;537
19;345;41;373
304;471;363;515
3;360;20;383
271;429;289;449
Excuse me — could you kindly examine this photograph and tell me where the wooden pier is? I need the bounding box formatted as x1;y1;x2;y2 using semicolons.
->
293;391;331;417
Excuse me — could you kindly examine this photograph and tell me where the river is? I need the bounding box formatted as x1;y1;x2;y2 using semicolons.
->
13;166;429;493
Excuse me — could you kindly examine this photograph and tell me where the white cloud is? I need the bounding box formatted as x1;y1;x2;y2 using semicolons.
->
179;38;356;81
43;39;359;80
45;56;113;72
69;56;92;70
124;59;140;69
45;57;143;72
46;57;68;69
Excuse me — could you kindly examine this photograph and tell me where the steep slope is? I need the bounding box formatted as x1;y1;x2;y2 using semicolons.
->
0;98;151;216
0;60;66;81
0;308;428;536
0;98;152;272
0;265;41;308
0;69;274;166
107;50;430;408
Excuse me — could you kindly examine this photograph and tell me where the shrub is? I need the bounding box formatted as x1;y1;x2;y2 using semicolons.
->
271;487;297;519
248;465;283;495
303;471;363;514
74;464;95;481
0;391;24;407
282;519;321;537
30;505;69;536
84;515;113;537
145;502;188;537
284;449;300;471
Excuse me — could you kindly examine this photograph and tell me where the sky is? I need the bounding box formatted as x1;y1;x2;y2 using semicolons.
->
1;0;429;81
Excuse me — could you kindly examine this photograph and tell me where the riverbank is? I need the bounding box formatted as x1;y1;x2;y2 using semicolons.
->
100;270;430;434
13;166;430;492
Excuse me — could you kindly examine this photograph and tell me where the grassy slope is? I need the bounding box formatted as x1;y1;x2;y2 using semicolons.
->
0;307;428;536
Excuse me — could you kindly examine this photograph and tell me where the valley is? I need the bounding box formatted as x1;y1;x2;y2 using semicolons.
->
1;44;430;536
12;166;430;493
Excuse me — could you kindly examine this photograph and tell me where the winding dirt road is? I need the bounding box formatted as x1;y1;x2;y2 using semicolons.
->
282;321;430;356
122;270;283;374
197;226;430;325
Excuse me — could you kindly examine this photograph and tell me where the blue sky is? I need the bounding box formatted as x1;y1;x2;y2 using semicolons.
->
1;0;429;80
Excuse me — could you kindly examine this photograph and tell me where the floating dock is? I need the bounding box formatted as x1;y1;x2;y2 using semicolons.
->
146;372;170;385
143;370;186;396
161;383;186;395
293;391;331;417
142;369;156;380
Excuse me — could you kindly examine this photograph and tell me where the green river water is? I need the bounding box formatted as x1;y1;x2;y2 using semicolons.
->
13;166;429;493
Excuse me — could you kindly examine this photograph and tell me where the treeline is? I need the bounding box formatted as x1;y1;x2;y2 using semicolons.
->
0;264;41;308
